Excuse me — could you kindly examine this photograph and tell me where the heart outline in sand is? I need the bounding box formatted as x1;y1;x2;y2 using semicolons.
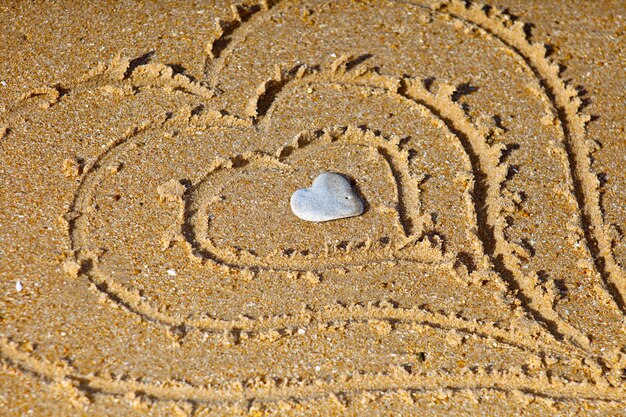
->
176;125;445;273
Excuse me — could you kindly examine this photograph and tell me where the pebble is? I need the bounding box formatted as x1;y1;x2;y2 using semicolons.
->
290;172;364;222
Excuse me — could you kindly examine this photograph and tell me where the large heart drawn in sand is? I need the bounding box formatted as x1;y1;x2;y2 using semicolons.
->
26;57;487;330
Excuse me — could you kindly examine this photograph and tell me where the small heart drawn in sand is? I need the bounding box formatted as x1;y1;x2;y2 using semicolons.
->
290;172;365;222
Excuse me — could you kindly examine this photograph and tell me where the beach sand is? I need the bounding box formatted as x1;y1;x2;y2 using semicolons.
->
1;1;625;415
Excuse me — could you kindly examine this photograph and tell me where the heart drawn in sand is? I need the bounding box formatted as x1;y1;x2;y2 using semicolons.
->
290;172;364;222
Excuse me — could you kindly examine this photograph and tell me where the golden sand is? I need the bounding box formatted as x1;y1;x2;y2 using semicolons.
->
1;1;625;415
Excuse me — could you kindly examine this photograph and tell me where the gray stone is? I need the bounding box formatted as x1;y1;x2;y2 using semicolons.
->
290;172;364;222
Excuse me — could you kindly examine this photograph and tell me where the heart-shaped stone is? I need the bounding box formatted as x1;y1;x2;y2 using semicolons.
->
290;172;365;222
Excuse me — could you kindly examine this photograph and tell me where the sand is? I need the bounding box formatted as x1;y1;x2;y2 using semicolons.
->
0;0;625;415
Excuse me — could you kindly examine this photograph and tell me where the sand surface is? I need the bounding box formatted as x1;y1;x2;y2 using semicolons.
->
1;0;625;415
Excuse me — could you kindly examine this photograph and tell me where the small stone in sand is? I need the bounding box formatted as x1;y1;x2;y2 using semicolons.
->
290;172;364;222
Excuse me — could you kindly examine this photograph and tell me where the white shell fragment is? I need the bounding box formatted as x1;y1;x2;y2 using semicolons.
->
290;172;364;222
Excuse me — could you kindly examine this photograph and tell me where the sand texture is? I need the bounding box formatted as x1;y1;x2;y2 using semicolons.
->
1;0;625;415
